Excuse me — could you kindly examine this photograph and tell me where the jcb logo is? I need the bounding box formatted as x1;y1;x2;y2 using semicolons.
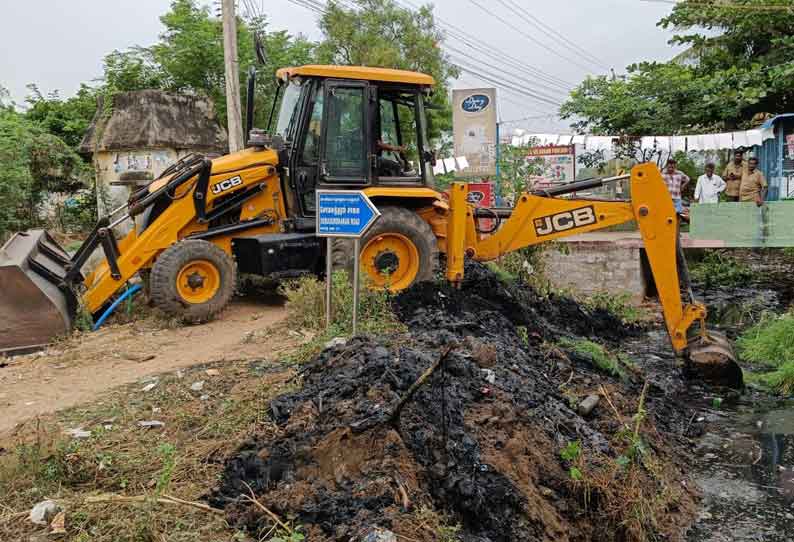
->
534;206;597;236
211;175;243;195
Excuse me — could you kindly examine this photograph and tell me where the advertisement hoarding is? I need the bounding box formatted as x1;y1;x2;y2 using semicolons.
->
527;145;575;190
453;88;497;178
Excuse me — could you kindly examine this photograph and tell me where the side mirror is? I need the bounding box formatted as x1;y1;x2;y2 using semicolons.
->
423;150;437;167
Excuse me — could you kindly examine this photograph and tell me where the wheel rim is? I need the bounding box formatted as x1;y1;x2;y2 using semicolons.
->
176;260;221;304
361;233;420;291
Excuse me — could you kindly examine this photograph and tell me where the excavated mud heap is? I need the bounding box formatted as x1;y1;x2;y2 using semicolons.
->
213;263;696;541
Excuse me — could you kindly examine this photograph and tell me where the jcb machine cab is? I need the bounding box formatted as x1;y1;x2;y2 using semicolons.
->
0;65;741;389
0;66;444;353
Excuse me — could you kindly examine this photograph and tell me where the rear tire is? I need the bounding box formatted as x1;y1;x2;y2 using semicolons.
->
150;239;236;323
333;206;438;291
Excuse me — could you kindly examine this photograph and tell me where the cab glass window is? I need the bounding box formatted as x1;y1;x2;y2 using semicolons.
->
324;86;367;180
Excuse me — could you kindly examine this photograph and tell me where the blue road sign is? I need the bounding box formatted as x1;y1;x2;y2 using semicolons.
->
316;190;381;238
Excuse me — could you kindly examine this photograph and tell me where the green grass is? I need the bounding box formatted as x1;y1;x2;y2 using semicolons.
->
737;311;794;395
582;291;648;325
737;312;794;367
746;361;794;395
558;337;634;380
689;251;753;288
280;270;406;362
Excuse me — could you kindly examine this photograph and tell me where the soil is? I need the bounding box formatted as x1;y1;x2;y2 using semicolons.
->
213;263;697;541
0;296;288;435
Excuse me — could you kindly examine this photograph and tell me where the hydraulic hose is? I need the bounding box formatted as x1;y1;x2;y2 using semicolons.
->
92;284;142;331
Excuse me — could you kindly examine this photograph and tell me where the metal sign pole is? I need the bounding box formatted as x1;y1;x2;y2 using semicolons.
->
325;240;333;329
316;190;380;339
352;238;360;335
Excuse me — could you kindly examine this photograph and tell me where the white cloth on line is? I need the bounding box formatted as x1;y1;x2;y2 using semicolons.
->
655;136;671;151
731;131;749;148
686;135;702;151
432;162;446;175
443;158;457;173
640;136;656;150
700;133;718;150
761;127;775;142
455;156;469;170
715;133;734;149
746;129;763;147
571;134;586;144
671;136;687;153
557;134;573;145
588;136;614;151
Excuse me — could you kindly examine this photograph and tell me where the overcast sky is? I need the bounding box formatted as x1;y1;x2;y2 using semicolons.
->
0;0;681;132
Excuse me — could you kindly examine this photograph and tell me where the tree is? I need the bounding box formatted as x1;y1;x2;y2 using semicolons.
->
0;107;87;239
98;1;314;126
24;84;100;149
316;0;458;140
561;0;794;135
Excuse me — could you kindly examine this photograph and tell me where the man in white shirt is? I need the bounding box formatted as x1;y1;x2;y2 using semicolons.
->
694;163;726;204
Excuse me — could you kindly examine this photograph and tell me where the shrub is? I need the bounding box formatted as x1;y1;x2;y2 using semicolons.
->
582;291;646;325
689;251;753;288
737;311;794;395
280;270;405;361
558;337;634;380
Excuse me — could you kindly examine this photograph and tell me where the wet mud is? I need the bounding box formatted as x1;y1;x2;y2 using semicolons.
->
212;263;697;541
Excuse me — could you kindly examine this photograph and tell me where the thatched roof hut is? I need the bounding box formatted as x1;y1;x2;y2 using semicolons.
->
79;90;227;155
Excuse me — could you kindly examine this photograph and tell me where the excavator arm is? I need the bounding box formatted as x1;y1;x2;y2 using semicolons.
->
446;162;741;387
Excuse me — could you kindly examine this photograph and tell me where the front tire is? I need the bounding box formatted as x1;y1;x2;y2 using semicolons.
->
150;239;236;323
333;206;438;291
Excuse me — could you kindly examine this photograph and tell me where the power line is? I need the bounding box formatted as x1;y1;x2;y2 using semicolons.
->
444;44;570;96
453;63;564;107
640;0;794;9
396;0;575;89
497;0;609;69
461;0;603;73
276;0;570;108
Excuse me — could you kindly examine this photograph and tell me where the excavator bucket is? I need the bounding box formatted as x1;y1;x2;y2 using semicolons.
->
687;330;743;388
0;230;78;355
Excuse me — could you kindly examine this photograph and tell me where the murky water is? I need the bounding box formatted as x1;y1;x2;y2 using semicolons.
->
630;252;794;540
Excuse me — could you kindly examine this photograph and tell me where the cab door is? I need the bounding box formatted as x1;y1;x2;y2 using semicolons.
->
319;80;372;186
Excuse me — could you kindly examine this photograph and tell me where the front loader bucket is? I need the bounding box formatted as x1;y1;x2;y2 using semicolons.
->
0;230;78;355
687;330;743;389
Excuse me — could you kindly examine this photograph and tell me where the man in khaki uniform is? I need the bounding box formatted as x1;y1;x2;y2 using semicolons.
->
739;157;767;206
723;149;747;202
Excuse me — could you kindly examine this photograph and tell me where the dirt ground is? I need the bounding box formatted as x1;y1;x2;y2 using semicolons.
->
0;297;288;435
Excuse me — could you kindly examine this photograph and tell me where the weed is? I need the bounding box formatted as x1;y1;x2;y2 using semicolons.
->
582;291;647;325
416;506;462;542
689;251;753;288
558;337;634;380
560;440;582;462
271;525;305;542
746;361;794;395
280;270;405;362
516;325;529;346
737;311;794;367
489;246;550;291
154;443;176;497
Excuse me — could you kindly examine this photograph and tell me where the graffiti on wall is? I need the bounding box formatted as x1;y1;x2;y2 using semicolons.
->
112;151;173;175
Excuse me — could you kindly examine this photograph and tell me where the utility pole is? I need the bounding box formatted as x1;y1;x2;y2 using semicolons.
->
222;0;244;152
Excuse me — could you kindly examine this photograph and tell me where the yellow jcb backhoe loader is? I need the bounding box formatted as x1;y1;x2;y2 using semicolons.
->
0;65;740;386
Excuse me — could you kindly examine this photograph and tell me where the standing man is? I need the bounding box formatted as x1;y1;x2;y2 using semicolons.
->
722;149;747;202
694;163;726;204
661;158;690;214
740;157;767;206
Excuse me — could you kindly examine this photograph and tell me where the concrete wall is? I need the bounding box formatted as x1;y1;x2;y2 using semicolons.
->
542;241;646;302
94;148;190;219
690;201;794;247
